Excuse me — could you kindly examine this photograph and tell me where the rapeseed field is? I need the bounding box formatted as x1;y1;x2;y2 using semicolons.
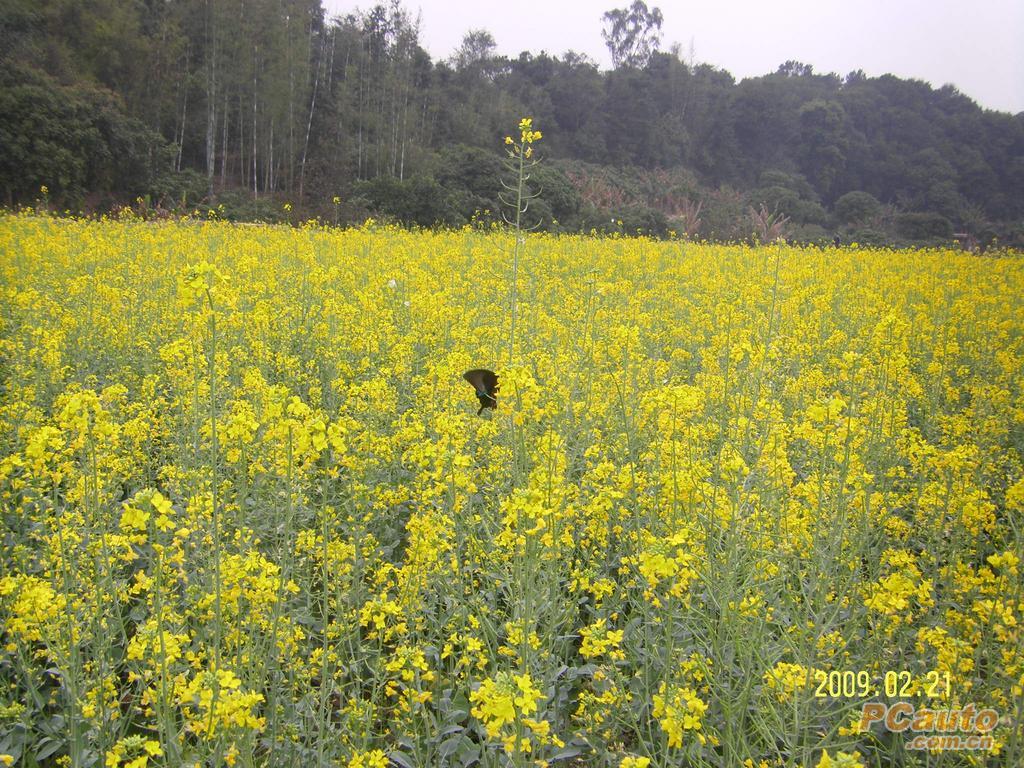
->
0;214;1020;767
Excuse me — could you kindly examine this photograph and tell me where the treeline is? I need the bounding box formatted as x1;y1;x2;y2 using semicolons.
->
2;0;1022;246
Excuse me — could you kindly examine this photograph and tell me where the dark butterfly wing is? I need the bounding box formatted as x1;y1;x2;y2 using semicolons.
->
463;369;499;413
463;369;498;395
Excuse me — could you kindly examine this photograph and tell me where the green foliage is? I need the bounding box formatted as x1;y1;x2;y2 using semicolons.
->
1;0;1022;246
601;1;664;69
748;171;827;226
0;77;95;205
200;189;292;222
788;223;830;245
434;145;505;221
351;176;453;228
834;191;883;226
847;227;891;246
617;204;669;236
894;211;954;244
0;67;171;206
148;170;209;210
700;188;748;241
526;165;581;227
797;99;848;197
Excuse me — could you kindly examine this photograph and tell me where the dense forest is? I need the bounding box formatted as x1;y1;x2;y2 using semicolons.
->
2;0;1022;246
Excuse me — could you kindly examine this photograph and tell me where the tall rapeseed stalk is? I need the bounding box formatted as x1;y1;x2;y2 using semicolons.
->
500;117;543;365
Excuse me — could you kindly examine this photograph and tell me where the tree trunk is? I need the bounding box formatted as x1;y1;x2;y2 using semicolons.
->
299;31;324;203
220;87;229;188
252;44;258;199
175;45;191;173
286;10;295;193
267;118;274;192
204;0;217;199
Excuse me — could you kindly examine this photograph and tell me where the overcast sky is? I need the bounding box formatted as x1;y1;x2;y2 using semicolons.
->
322;0;1024;113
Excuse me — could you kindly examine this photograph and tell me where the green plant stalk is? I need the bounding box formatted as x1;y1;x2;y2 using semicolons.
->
203;284;225;760
509;144;525;367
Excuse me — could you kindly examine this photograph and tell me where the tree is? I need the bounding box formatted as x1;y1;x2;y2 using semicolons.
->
601;1;663;69
545;53;606;161
797;99;848;199
452;29;496;73
895;211;953;243
0;67;171;206
2;0;1022;238
777;60;814;78
834;191;881;225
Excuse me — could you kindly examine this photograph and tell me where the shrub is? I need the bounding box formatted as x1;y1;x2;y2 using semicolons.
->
834;191;883;226
894;211;954;244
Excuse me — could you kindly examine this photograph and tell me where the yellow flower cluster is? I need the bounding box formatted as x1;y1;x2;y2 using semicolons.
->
579;618;625;661
0;575;66;645
177;667;265;738
518;116;542;144
816;750;865;768
763;662;819;703
105;736;162;768
470;671;554;754
505;116;543;158
863;549;934;632
652;681;708;748
346;749;389;768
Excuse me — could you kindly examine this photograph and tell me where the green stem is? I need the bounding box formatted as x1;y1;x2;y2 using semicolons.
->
509;144;525;366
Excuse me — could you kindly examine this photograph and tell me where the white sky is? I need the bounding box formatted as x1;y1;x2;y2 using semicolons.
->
323;0;1024;113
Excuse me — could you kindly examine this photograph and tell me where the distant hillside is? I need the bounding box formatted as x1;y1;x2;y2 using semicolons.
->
2;1;1022;246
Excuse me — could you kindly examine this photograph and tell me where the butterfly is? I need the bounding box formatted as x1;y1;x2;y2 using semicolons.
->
463;369;499;415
